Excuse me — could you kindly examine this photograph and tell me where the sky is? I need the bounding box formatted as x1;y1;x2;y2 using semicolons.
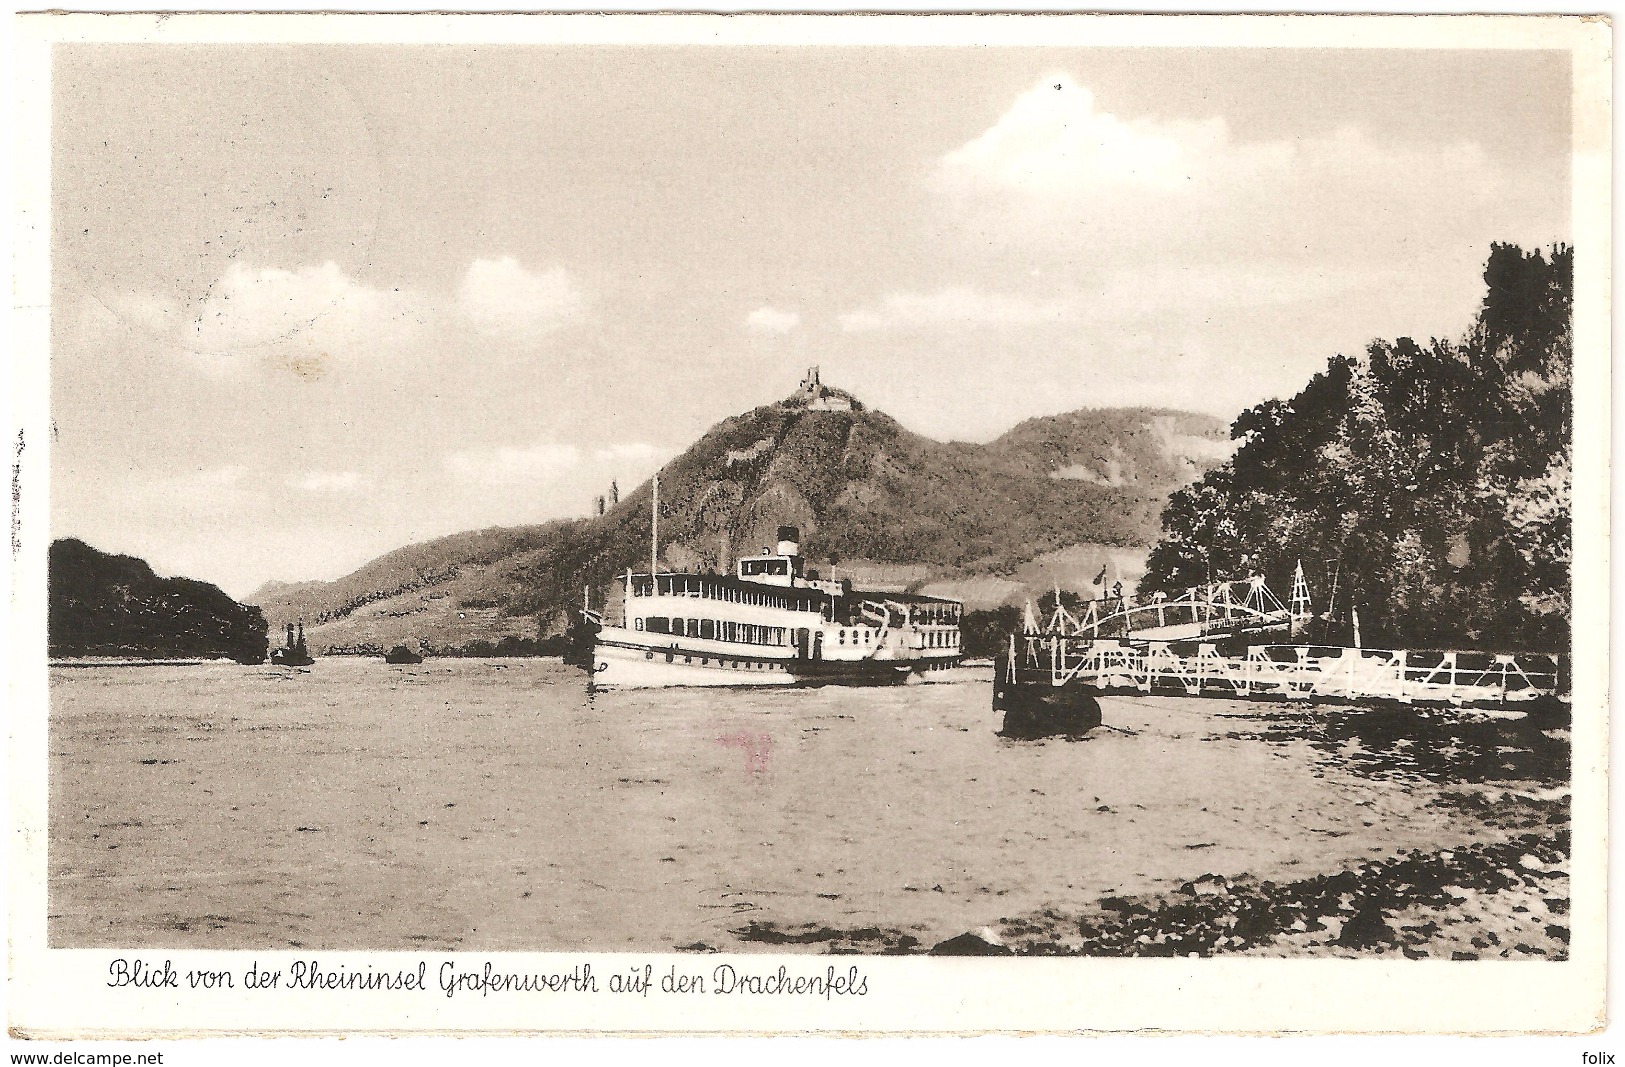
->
49;44;1572;597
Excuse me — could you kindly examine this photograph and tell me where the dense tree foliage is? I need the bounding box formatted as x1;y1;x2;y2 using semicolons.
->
1143;244;1572;653
959;605;1023;658
49;538;269;662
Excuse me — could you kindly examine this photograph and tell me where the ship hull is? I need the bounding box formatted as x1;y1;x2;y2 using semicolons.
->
591;636;933;690
592;639;797;690
908;661;993;685
786;658;913;687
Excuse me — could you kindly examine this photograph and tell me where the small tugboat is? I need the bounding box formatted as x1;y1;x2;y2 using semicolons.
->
269;622;315;667
993;635;1102;739
384;644;424;664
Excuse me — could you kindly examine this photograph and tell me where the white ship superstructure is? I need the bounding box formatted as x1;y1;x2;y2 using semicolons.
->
591;510;962;690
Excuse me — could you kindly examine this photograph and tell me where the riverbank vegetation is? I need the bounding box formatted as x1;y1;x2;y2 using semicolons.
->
1144;243;1572;653
48;538;268;663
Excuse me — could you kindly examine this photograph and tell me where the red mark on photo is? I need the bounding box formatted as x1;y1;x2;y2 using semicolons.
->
715;731;773;777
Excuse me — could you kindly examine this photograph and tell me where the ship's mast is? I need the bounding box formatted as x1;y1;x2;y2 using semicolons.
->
651;472;660;583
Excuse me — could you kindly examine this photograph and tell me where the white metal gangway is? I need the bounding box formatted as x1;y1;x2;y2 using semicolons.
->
1013;562;1561;707
1030;564;1310;643
1015;635;1561;707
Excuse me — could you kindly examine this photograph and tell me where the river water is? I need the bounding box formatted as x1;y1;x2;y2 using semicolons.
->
48;658;1559;952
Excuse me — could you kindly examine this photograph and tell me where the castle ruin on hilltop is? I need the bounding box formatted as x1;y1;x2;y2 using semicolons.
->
788;366;855;412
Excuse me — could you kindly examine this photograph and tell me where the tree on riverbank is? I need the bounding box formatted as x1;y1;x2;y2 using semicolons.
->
49;538;269;662
1143;243;1572;653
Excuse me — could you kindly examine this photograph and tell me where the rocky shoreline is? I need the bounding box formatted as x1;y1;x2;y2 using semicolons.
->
959;830;1567;959
723;784;1571;959
932;787;1570;960
725;819;1570;959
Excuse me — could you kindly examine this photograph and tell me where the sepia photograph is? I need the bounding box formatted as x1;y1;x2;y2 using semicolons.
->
8;11;1610;1040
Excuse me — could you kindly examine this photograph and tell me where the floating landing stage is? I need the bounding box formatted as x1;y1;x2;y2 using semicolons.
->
1016;569;1562;710
1014;636;1563;709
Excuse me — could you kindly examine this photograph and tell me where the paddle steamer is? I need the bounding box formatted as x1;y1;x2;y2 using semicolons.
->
591;502;962;689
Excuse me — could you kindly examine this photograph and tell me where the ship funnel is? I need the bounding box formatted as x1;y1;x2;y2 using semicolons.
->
776;525;801;556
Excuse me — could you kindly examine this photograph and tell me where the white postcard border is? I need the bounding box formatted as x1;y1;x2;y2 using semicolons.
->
7;11;1611;1037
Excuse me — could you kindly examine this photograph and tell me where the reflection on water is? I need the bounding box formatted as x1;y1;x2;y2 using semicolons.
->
49;660;1559;952
1213;705;1569;786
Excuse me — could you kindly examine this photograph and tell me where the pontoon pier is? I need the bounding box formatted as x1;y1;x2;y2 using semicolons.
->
1011;566;1563;709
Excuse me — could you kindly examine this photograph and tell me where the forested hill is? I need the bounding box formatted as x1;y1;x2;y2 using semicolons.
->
49;538;269;662
1145;243;1573;653
249;392;1228;652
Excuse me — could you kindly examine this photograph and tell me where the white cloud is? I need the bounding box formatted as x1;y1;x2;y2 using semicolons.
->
840;287;1075;333
106;290;185;342
141;254;590;385
444;442;582;486
118;465;266;524
745;306;801;333
939;74;1232;196
136;256;590;376
443;439;671;490
880;72;1567;399
839;265;1375;338
457;257;585;342
186;262;422;361
592;442;670;464
290;470;363;492
1089;263;1388;318
933;74;1560;272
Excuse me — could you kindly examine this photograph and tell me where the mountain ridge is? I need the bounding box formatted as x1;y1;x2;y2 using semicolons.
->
248;382;1230;652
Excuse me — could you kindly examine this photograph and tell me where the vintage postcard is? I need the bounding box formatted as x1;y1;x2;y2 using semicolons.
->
7;12;1610;1040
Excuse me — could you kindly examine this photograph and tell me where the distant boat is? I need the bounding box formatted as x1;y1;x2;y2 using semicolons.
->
384;644;424;665
270;622;315;667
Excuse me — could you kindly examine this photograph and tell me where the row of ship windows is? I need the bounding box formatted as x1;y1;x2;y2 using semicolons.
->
634;576;812;613
830;628;963;647
635;617;790;646
634;616;957;650
645;650;784;670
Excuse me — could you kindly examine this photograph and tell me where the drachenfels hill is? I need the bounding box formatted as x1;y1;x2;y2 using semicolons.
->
250;379;1229;654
